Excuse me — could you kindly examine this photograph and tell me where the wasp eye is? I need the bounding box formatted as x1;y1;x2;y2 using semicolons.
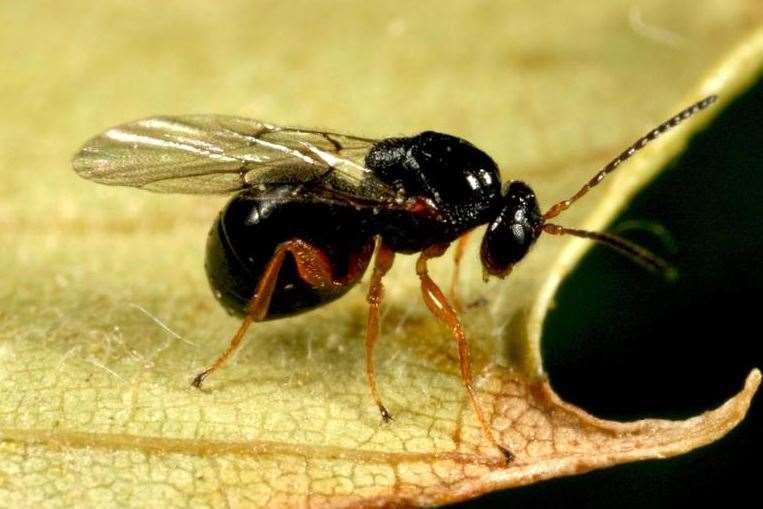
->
480;181;543;277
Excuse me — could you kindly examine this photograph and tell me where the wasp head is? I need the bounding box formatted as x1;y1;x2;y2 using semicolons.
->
480;181;543;278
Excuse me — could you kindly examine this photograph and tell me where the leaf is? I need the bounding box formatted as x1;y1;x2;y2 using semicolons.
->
0;2;761;507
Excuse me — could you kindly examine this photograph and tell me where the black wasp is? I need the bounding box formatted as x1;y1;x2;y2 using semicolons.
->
73;95;717;462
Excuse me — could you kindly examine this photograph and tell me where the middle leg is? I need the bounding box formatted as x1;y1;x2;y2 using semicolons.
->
364;237;396;422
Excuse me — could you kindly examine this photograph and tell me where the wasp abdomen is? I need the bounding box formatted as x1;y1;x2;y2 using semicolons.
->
205;190;374;319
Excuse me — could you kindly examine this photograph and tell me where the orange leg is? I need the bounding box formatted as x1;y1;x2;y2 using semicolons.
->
364;238;396;422
192;239;358;389
449;230;471;310
417;244;514;463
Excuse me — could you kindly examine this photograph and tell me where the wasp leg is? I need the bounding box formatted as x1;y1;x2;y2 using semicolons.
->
417;244;514;464
192;239;355;389
449;230;472;311
364;238;396;422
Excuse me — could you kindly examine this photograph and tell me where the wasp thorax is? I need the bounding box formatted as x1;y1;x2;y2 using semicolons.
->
366;131;501;211
480;181;543;277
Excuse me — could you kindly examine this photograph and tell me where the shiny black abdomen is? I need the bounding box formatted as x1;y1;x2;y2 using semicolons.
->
206;189;374;319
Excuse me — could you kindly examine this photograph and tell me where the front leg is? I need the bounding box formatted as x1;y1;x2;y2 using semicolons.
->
417;243;514;463
449;230;472;310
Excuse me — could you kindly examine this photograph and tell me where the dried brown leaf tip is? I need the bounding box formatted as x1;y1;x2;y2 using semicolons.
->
335;367;759;508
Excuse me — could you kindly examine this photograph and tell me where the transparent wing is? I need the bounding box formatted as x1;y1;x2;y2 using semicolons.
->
72;115;402;206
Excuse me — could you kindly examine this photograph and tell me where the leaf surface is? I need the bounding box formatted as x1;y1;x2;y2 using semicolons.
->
0;1;762;507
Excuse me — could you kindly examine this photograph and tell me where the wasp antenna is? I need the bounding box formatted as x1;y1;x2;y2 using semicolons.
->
543;223;677;280
543;95;718;221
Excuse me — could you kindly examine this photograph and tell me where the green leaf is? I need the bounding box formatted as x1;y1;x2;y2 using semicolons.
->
0;2;761;507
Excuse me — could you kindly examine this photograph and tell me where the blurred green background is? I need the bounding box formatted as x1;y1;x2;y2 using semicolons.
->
459;71;763;508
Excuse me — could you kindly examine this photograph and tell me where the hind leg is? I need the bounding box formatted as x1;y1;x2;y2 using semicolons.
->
192;239;366;388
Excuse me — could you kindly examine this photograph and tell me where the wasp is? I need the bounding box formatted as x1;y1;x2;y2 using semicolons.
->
73;95;716;462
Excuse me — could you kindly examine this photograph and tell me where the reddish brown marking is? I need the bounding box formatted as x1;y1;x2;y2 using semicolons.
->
416;244;514;464
364;238;396;422
192;239;368;389
286;238;372;289
406;196;441;219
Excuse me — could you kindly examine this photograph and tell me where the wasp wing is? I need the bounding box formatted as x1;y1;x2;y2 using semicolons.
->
72;115;402;207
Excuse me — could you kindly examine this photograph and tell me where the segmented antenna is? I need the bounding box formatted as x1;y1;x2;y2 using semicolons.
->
543;223;677;279
543;95;717;220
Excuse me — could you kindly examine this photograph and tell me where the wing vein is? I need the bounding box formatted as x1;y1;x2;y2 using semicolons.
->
72;115;408;209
